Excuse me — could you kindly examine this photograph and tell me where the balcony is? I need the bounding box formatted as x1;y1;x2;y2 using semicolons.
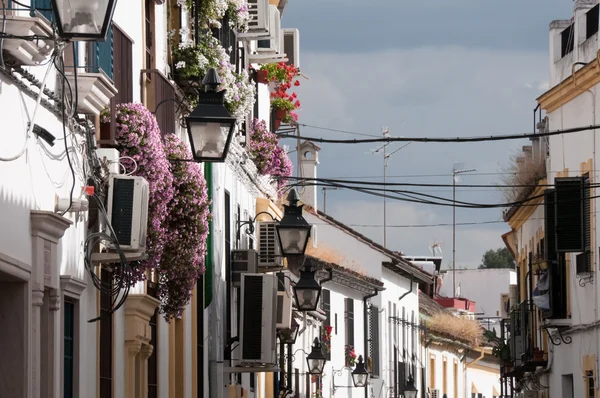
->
1;11;54;66
507;301;548;374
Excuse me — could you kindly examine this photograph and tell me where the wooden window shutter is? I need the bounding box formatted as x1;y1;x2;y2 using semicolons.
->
321;289;331;360
99;269;113;398
344;298;354;347
112;25;133;104
369;305;380;377
583;174;592;271
555;177;585;252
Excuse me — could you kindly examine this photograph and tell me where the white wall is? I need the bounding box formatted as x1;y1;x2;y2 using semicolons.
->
464;360;500;398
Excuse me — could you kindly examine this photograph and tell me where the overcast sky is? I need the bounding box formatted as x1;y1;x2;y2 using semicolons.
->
280;0;572;269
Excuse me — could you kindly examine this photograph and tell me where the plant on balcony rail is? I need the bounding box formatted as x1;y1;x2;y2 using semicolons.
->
271;90;301;123
483;329;511;365
321;325;332;354
247;119;293;194
160;134;211;320
101;103;175;284
179;0;250;32
345;345;357;367
256;62;300;86
171;31;255;119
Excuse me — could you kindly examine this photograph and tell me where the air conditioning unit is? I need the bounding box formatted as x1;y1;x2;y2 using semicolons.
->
106;175;149;251
238;0;269;37
282;28;300;68
430;389;440;398
231;249;259;287
500;293;510;318
257;221;283;269
256;5;282;54
239;273;278;365
276;271;293;329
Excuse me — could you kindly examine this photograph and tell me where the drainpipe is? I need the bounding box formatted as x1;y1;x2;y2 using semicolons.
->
399;275;415;302
363;289;379;398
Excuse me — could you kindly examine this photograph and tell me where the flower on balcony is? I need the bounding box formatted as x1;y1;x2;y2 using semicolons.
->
160;134;211;320
247;119;279;174
270;145;293;193
100;103;175;284
258;62;300;86
321;325;332;353
226;0;250;32
345;345;357;367
171;31;255;119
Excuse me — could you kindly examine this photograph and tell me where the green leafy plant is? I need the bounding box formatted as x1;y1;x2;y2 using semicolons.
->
484;329;512;365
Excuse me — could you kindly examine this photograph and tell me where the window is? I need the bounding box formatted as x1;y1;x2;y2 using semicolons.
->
429;357;435;389
321;289;331;360
369;305;380;377
88;25;114;79
99;269;113;398
144;0;155;71
584;356;596;398
31;0;52;21
555;177;585;252
224;192;232;362
148;310;158;398
64;300;75;398
294;369;299;398
453;361;458;398
442;358;447;395
561;24;574;57
112;25;133;104
344;298;354;347
587;5;599;39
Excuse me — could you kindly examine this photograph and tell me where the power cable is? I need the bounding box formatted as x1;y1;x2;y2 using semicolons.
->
297;123;380;138
278;124;600;144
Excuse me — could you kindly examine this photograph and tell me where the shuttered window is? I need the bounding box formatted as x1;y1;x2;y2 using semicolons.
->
64;300;75;398
99;269;113;398
112;25;133;104
344;298;354;347
88;25;114;79
369;305;380;377
32;0;52;21
544;189;557;264
145;0;155;71
583;174;592;272
555;177;585;252
321;289;331;360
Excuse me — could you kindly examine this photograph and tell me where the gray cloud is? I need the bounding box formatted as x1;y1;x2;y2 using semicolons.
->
282;1;571;52
283;46;550;266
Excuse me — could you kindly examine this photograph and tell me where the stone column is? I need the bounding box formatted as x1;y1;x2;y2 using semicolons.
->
124;294;160;398
31;290;44;398
30;211;72;398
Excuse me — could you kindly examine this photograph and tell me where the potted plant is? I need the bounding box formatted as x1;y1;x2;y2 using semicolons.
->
271;96;297;121
532;347;544;361
345;345;357;367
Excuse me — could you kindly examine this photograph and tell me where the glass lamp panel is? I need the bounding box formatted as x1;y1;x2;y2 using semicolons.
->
278;227;309;255
189;122;230;160
55;0;111;36
352;373;368;387
297;289;319;310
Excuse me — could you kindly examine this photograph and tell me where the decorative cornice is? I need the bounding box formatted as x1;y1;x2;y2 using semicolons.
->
30;210;72;243
125;294;160;320
60;275;87;298
537;60;600;113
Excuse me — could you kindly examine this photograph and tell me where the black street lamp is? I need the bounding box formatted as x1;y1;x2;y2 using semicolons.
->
305;338;327;375
292;268;321;312
276;189;311;257
403;374;418;398
186;68;237;162
351;355;369;388
51;0;118;41
278;317;300;345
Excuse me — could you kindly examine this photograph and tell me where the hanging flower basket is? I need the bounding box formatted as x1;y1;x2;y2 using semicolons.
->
256;69;269;84
274;108;286;120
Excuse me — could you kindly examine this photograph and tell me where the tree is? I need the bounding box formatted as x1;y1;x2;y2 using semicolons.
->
479;247;515;269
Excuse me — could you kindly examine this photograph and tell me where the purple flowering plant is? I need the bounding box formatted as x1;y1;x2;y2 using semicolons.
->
247;119;293;194
160;135;211;320
101;103;175;284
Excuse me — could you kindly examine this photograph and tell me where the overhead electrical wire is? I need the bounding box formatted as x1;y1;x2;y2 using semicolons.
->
278;124;600;144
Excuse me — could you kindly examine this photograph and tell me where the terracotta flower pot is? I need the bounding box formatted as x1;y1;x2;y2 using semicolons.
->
273;119;281;131
274;108;286;120
256;69;268;84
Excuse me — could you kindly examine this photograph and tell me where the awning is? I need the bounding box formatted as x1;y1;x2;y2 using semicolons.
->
471;382;480;394
493;386;500;396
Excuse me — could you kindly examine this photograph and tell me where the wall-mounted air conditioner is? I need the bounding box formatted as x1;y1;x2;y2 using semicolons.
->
106;175;149;251
276;271;293;330
238;0;269;37
239;273;278;365
282;28;300;68
257;221;283;269
231;249;259;287
256;6;282;54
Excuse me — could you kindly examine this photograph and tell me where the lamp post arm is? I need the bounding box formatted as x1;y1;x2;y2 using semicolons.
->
331;367;354;394
152;97;187;114
236;211;280;241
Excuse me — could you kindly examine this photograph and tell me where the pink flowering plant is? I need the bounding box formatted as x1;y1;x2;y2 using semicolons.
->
345;345;357;367
247;119;293;194
247;119;279;174
100;103;175;284
160;135;211;320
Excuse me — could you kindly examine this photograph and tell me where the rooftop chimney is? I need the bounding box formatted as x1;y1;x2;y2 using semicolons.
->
298;140;320;210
